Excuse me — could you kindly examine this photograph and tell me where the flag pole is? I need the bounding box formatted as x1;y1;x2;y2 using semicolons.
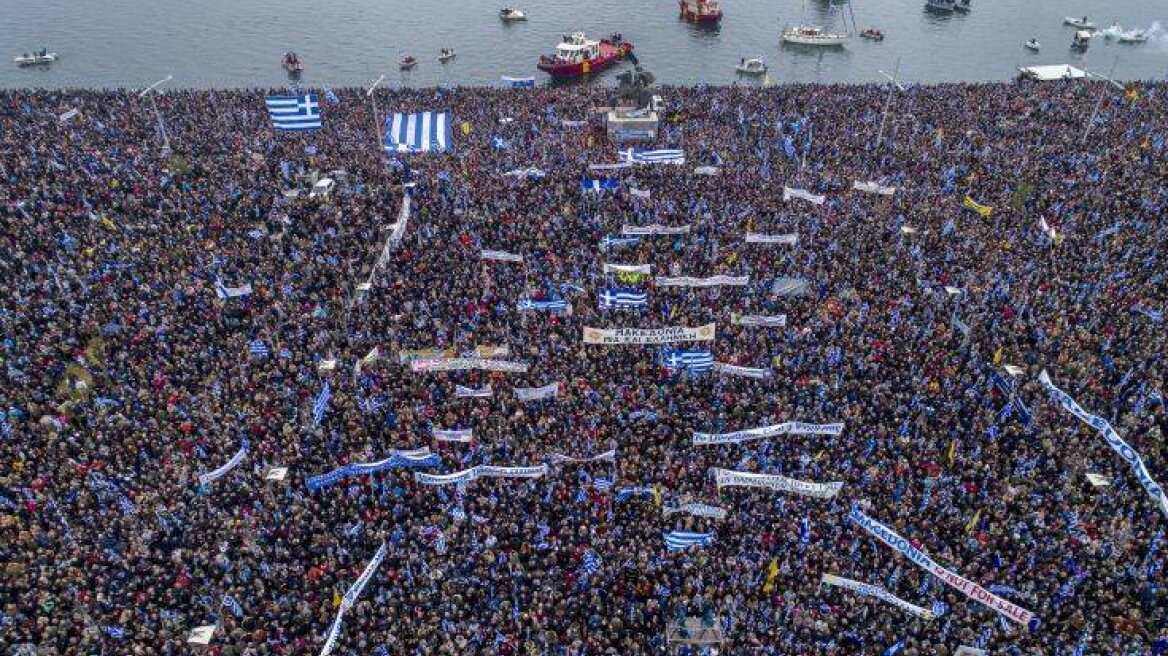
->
874;58;903;154
366;75;386;149
138;75;173;154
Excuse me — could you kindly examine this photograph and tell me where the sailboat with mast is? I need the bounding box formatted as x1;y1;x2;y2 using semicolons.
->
781;0;853;46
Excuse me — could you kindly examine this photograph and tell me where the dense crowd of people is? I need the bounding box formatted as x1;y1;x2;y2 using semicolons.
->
1;78;1166;656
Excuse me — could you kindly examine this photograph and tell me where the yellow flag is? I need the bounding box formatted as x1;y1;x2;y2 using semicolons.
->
332;590;342;608
992;347;1003;366
947;440;957;467
651;485;662;507
965;509;981;534
762;558;780;593
962;196;993;218
460;121;472;135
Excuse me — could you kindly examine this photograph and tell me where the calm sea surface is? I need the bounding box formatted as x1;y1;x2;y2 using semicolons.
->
3;0;1166;89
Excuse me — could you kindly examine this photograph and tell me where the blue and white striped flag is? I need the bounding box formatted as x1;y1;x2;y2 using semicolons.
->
882;639;906;656
518;298;568;312
593;477;614;491
601;234;641;250
222;595;244;617
321;85;340;104
582;548;602;575
264;94;322;131
384;112;452;153
248;339;269;357
663;530;714;551
103;625;126;639
599;287;648;309
502;76;535;89
581;178;620;193
617;148;686;165
312;381;332;425
660;349;714;373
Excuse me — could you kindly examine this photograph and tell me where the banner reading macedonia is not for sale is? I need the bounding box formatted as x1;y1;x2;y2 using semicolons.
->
583;323;716;345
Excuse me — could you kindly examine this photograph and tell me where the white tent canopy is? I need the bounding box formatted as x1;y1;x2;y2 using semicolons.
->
1017;65;1086;81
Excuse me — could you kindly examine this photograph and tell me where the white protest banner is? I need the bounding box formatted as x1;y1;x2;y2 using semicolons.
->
622;224;690;235
693;421;844;446
198;448;247;485
546;450;617;464
455;384;494;398
398;348;454;364
583;323;716;345
410;357;529;373
58;108;81;123
852;180;897;196
712;362;771;379
745;233;798;245
629;188;651;199
1085;473;1111;487
732;314;787;327
663;503;728;520
1003;364;1025;376
713;468;843;499
473;345;510;358
954;648;987;656
433;428;473;443
515;382;560;402
820;573;934;620
265;467;289;482
849;507;1037;627
783;187;826;205
415;464;549;486
481;250;524;263
1039;370;1168;518
187;625;217;645
603;263;652;275
214;282;253;299
655;275;749;288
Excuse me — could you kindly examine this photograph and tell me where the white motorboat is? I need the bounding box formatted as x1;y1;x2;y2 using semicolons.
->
1024;39;1041;51
735;58;767;75
1119;30;1148;43
954;0;971;12
14;51;57;67
438;48;457;62
1064;16;1097;30
1071;29;1092;51
925;0;956;12
499;7;527;21
781;25;848;46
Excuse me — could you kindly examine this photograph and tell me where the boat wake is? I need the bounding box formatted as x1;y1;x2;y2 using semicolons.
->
1099;20;1168;52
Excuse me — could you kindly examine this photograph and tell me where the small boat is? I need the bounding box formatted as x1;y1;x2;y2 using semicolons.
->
679;0;722;23
954;0;970;11
14;50;57;67
1119;30;1148;43
781;25;849;46
499;7;527;21
1024;38;1041;51
282;52;303;74
860;27;885;41
438;48;457;62
536;32;633;79
925;0;956;12
735;57;767;75
1071;29;1091;51
400;56;417;70
1064;16;1097;31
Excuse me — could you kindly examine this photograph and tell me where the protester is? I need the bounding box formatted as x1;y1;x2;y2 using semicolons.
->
0;80;1165;655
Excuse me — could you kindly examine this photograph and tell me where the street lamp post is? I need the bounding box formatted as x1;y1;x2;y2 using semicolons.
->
138;75;173;154
366;75;386;148
1081;62;1124;146
874;57;904;153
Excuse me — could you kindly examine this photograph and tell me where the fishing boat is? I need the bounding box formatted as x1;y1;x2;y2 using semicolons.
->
1071;30;1091;51
925;0;956;12
1119;30;1148;43
400;56;417;70
14;50;57;67
860;27;884;41
781;25;848;46
1024;38;1041;51
282;52;303;74
954;0;970;12
679;0;722;23
735;58;767;75
438;48;457;62
536;32;633;79
499;7;527;21
1063;16;1097;31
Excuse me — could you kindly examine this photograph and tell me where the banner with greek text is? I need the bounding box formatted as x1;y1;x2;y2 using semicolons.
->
433;428;473;442
199;448;247;485
820;573;934;619
656;275;749;288
622;224;691;236
745;233;798;245
1039;370;1168;518
583;323;716;345
515;382;560;402
852;180;897;196
415;464;549;486
694;421;844;446
455;384;494;398
713;468;843;499
732;314;787;327
848;507;1037;627
712;362;771;379
783;187;826;205
481;250;524;263
410;357;529;373
603;263;652;275
663;503;728;520
399;348;454;364
546;450;617;464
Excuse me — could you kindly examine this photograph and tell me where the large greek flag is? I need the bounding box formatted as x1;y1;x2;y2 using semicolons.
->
618;148;686;165
660;349;714;373
265;94;322;131
663;530;714;551
599;288;649;309
384;112;452;153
